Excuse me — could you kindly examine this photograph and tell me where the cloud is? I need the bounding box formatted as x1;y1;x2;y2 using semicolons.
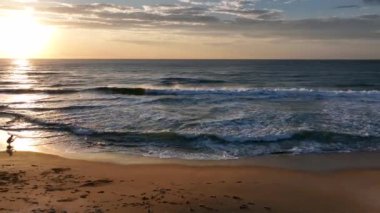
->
112;39;181;46
13;0;38;2
334;5;361;9
214;8;282;20
31;1;283;31
38;3;219;28
1;1;379;41
179;0;281;20
363;0;380;5
196;14;380;41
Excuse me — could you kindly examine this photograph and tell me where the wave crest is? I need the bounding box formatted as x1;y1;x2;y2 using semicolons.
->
85;86;380;97
1;86;380;98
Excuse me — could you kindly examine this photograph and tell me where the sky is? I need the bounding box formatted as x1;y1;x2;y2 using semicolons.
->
0;0;379;59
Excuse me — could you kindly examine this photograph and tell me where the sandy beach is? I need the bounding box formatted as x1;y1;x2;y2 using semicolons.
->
0;152;379;213
0;0;379;211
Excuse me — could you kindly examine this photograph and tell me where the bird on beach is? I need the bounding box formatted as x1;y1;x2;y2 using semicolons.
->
6;135;16;156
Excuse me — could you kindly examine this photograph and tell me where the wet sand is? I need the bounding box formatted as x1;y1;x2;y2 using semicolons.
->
0;152;380;213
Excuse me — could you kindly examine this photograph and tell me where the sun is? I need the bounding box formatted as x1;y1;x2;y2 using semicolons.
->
0;9;54;59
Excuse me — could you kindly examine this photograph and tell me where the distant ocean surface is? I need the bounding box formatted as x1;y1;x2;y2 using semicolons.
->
0;60;379;160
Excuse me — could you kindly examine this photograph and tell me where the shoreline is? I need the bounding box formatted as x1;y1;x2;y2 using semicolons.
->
1;151;379;212
2;128;380;171
58;150;380;171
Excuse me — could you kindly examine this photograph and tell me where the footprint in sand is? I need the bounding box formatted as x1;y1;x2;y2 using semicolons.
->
80;179;113;187
41;168;71;178
264;206;272;211
0;188;9;192
240;204;249;210
199;204;216;211
57;197;77;202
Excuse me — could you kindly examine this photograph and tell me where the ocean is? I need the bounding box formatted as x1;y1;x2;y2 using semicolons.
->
0;59;379;160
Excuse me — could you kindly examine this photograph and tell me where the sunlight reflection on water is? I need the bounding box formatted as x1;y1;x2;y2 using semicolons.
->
1;59;42;153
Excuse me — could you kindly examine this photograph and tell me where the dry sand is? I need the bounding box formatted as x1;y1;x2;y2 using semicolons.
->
0;152;379;213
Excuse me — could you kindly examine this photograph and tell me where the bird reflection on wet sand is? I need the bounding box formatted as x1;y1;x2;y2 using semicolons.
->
5;135;15;156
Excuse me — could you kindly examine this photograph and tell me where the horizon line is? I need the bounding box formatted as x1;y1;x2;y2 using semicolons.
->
0;58;379;61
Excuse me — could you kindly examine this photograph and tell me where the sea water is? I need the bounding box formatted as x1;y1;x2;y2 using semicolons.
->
0;59;379;160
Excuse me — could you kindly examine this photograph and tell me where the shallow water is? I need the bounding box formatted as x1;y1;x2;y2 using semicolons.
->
0;59;379;159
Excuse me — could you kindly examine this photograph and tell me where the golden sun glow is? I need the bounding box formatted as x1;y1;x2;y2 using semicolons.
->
0;60;44;153
0;9;54;59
